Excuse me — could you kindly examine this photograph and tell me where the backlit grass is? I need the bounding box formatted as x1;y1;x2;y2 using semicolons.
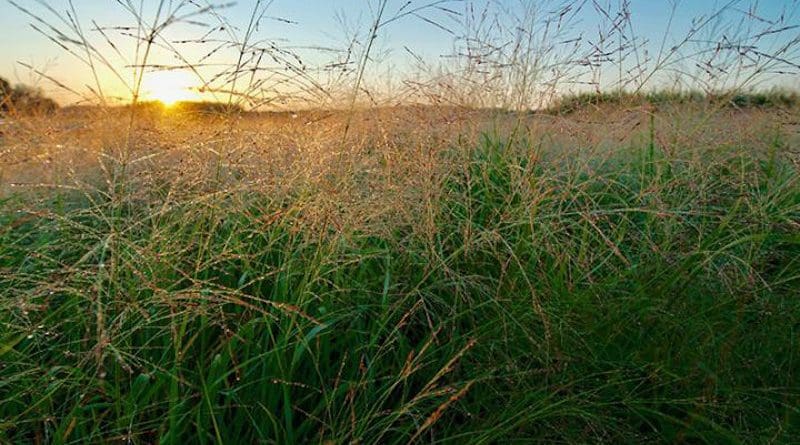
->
1;125;798;443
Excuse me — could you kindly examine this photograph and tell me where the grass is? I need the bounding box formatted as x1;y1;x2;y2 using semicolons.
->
1;117;799;443
3;0;799;441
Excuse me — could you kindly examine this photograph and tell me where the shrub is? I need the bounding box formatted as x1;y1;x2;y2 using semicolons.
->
0;77;59;115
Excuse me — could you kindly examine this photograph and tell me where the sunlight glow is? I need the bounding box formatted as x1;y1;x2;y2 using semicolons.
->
141;70;199;106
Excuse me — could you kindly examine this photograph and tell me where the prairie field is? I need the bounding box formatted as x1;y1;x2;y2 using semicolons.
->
2;101;799;444
1;0;800;443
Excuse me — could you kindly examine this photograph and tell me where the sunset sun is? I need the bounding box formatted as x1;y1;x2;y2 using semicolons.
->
141;70;198;106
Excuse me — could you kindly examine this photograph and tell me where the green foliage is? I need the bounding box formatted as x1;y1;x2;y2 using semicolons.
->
1;134;799;444
171;101;245;115
550;89;799;114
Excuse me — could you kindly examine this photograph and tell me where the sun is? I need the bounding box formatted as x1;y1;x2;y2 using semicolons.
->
141;70;199;106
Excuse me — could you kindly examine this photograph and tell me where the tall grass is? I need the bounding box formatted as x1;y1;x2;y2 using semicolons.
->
3;117;799;442
1;0;800;443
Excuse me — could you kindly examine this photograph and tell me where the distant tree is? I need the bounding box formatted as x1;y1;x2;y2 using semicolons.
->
0;76;58;115
0;77;11;112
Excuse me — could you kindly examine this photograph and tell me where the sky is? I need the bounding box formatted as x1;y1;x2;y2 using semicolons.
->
1;0;798;106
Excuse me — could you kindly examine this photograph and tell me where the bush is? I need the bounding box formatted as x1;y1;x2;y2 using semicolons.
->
549;89;799;114
171;101;244;115
0;77;59;115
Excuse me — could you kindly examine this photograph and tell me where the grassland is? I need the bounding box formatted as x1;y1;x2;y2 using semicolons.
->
0;103;798;443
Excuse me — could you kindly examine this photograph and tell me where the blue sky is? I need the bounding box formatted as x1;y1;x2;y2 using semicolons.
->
1;0;798;104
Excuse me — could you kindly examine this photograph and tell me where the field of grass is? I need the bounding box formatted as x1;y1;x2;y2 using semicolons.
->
1;104;799;443
2;0;800;441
